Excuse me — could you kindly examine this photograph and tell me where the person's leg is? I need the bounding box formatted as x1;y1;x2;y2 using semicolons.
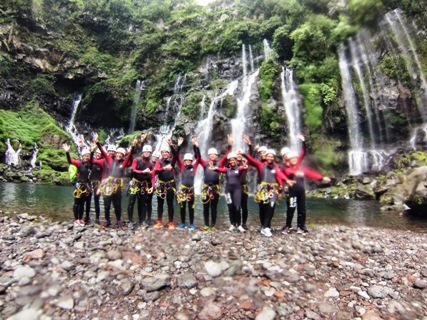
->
127;193;137;223
210;192;220;228
241;187;249;227
296;191;307;231
166;188;175;223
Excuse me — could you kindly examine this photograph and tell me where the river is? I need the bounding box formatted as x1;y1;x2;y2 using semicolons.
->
1;182;426;232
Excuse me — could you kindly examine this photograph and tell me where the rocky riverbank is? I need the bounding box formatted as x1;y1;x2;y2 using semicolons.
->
1;213;427;320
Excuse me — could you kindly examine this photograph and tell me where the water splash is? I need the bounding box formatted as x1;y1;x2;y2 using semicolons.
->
5;138;21;166
30;143;38;168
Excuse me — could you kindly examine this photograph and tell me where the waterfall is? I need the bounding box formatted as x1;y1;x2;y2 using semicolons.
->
154;74;187;151
128;80;145;134
349;37;376;148
339;44;372;175
194;80;239;193
249;45;254;73
356;31;388;145
385;9;427;121
263;39;274;61
280;67;302;151
242;44;248;83
5;138;21;166
30;143;38;168
65;94;83;146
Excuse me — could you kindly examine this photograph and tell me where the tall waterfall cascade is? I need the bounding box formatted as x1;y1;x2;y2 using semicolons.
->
128;80;145;134
280;67;302;152
339;9;427;175
155;74;187;152
65;94;83;147
193;80;239;193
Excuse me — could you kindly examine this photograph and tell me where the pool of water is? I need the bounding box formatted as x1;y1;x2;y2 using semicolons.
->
1;182;426;232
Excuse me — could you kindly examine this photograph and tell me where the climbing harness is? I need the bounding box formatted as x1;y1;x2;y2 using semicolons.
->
73;182;91;199
176;185;195;208
254;182;279;204
100;177;124;197
155;179;176;199
200;183;220;204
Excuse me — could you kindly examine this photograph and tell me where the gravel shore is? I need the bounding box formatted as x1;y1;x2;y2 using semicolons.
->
1;213;427;320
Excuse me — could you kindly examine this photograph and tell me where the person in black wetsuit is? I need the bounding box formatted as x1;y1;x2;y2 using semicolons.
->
176;136;199;230
213;152;248;233
127;144;155;230
283;151;331;234
62;143;92;227
94;133;135;229
87;147;104;225
193;135;232;231
243;149;293;237
153;138;179;229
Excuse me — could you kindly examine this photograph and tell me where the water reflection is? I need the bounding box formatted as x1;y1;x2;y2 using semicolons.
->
0;183;426;232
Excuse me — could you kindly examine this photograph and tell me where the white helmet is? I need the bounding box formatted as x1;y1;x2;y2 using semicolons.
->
160;145;170;153
152;151;161;158
281;147;290;157
95;148;101;154
81;149;90;156
116;147;126;155
286;151;298;159
183;153;194;161
208;148;218;155
258;146;268;153
227;152;237;160
107;145;117;152
266;149;276;156
142;145;153;152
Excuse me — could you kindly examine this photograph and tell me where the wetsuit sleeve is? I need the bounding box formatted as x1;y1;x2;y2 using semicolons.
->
276;167;289;182
193;157;200;173
122;146;134;167
214;167;227;173
303;167;324;181
151;170;156;186
66;152;81;167
247;144;254;155
242;153;262;175
195;146;206;168
154;160;164;174
131;158;143;174
96;142;112;166
218;145;231;167
297;141;306;166
92;158;105;169
177;152;184;172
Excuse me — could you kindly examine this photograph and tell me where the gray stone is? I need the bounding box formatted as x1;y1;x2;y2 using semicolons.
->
199;301;223;320
13;266;36;279
318;303;338;314
204;261;222;277
367;285;391;298
414;279;427;289
255;306;276;320
7;307;42;320
19;226;37;237
140;273;170;292
60;260;75;271
106;249;122;261
177;274;197;288
55;295;74;309
119;279;134;296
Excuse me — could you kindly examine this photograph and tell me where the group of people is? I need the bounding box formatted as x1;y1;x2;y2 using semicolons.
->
62;132;330;237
